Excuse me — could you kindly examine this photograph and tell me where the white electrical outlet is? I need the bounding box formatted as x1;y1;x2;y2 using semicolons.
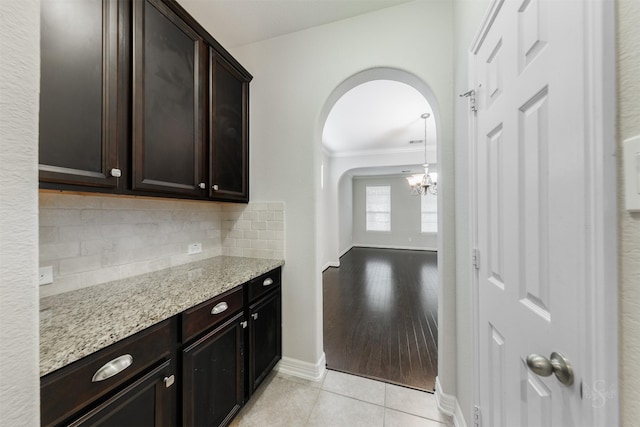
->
39;266;53;286
188;242;202;255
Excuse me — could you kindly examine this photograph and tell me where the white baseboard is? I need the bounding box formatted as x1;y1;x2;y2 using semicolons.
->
435;377;468;427
275;353;327;382
339;246;353;258
352;243;437;252
322;261;340;271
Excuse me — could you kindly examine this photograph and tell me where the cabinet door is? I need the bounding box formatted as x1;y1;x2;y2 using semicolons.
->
132;0;206;197
183;312;244;427
39;0;124;188
69;360;175;427
249;289;281;395
209;51;249;202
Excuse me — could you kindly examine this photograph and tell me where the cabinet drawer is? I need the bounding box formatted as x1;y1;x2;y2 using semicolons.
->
248;268;281;303
41;319;173;427
182;286;243;342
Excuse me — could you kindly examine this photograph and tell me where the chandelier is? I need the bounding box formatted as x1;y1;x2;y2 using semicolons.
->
406;113;437;195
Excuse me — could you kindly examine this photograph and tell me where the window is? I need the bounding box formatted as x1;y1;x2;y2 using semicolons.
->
421;193;438;233
366;186;391;231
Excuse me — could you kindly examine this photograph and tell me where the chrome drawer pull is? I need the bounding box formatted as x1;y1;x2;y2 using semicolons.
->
211;302;228;315
263;278;274;287
91;354;133;382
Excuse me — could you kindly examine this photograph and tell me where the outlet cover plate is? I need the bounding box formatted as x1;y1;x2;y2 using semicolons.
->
39;266;53;286
188;242;202;255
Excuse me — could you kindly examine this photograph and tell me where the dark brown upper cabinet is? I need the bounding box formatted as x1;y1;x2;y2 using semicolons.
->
131;0;207;197
209;50;250;202
38;0;252;203
39;0;126;188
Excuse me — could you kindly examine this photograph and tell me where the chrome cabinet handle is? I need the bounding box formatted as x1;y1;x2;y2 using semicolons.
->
211;302;228;315
198;182;206;189
241;321;248;329
110;168;122;178
92;354;133;382
164;375;175;388
526;352;574;386
252;313;259;320
263;278;274;287
212;184;219;191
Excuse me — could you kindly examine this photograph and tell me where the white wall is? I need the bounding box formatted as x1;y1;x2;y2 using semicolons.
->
228;0;456;383
452;0;491;423
617;0;640;423
338;171;354;258
0;0;40;425
352;175;437;250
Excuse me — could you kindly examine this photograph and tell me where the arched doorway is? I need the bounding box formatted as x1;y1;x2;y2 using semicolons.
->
317;68;446;392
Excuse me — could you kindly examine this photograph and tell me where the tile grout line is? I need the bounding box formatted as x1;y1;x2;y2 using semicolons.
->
277;372;446;426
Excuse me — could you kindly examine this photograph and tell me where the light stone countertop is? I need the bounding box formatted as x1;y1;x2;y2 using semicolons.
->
39;256;284;377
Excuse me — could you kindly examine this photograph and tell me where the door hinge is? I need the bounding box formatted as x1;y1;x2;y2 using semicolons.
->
473;405;482;427
472;248;480;270
459;89;477;113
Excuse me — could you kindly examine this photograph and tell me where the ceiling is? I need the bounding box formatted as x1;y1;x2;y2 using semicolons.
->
322;80;435;156
177;0;414;48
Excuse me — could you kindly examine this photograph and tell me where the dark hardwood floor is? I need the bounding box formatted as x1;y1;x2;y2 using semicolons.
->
323;247;438;391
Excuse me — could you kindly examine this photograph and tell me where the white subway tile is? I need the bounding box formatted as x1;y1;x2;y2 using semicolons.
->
39;226;57;244
258;211;275;221
236;239;251;248
243;248;259;258
81;266;121;287
58;225;102;242
250;202;268;211
227;247;244;257
268;240;284;250
236;220;251;230
40;209;82;226
40;242;81;261
259;230;276;240
251;221;267;230
59;255;102;275
251;240;268;250
243;229;259;239
267;221;284;231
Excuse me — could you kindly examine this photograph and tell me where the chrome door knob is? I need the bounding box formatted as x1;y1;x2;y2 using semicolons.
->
526;354;553;377
526;352;574;386
549;352;574;386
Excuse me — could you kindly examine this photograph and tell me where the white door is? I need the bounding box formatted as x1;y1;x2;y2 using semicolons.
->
471;0;612;425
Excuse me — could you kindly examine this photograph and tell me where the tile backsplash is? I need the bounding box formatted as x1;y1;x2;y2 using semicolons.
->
39;192;284;297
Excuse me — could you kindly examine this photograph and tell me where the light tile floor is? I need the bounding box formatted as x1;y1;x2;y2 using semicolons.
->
230;370;453;427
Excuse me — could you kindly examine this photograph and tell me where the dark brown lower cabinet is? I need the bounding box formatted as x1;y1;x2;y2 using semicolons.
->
248;288;282;396
182;312;245;427
69;360;175;426
41;269;282;427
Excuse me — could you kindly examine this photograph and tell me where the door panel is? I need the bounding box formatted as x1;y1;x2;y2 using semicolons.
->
474;0;589;425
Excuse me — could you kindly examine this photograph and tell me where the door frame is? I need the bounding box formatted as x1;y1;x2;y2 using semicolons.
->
468;0;618;425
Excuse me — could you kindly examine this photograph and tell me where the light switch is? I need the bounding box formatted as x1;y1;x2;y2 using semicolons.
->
624;135;640;211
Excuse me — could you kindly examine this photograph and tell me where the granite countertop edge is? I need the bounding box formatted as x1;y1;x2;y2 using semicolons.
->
39;255;284;377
